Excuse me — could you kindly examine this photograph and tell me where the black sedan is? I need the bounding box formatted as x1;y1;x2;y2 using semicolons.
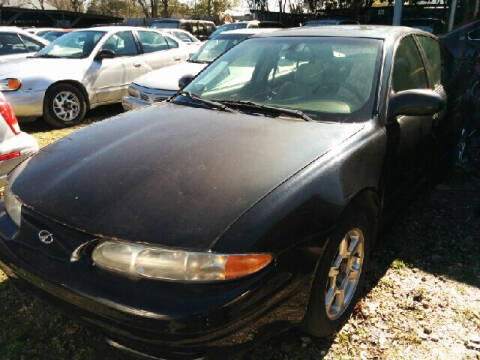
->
0;26;454;359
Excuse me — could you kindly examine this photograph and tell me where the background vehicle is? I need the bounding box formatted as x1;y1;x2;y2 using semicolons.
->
151;18;216;41
0;92;37;185
0;27;48;63
303;19;359;26
160;29;202;55
41;29;71;42
402;18;446;35
208;20;284;39
0;26;454;360
122;28;280;110
25;27;58;37
0;27;191;127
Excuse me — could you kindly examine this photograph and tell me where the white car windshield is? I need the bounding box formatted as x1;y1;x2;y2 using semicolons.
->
36;30;105;58
189;34;248;64
179;37;383;122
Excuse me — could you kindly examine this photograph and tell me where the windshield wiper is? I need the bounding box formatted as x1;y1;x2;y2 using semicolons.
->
218;100;313;122
33;54;61;58
177;91;235;113
187;59;210;64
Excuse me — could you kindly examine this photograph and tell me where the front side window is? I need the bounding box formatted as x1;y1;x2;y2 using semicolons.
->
102;31;138;56
18;34;43;52
36;30;105;58
392;36;429;92
137;31;168;53
178;36;383;122
416;35;442;87
0;34;28;55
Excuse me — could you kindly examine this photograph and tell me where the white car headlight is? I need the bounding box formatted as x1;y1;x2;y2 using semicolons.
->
4;183;22;226
127;85;140;98
0;78;21;92
92;240;272;281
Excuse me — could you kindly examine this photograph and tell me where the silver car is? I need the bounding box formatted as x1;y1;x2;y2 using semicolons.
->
0;92;37;186
0;27;48;63
122;28;280;111
0;26;191;127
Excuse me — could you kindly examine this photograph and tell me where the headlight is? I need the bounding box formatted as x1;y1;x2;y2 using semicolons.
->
0;78;21;91
92;240;272;281
4;183;22;227
127;85;140;98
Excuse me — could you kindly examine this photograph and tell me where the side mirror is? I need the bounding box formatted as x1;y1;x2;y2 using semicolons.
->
388;89;444;120
178;74;195;89
95;49;116;61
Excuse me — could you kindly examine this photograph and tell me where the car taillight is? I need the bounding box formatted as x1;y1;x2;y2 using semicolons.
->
0;93;20;135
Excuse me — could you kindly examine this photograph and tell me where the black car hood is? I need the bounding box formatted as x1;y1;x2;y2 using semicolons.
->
11;103;364;251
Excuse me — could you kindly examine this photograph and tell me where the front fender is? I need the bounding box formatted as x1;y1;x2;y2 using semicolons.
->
212;121;387;255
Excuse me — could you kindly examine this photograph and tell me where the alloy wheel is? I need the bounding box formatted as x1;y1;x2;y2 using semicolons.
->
325;228;365;320
52;91;81;122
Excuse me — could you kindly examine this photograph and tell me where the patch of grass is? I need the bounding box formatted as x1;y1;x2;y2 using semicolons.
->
391;259;406;270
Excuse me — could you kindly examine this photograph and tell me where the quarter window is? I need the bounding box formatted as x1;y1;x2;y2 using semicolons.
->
392;36;428;92
102;31;138;56
165;36;179;48
417;35;442;87
137;31;168;53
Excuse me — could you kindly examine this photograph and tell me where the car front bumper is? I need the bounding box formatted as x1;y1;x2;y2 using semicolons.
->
4;89;45;119
122;95;150;111
0;205;313;359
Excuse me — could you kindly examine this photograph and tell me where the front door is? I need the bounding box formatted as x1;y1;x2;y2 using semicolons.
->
92;31;140;104
384;35;435;207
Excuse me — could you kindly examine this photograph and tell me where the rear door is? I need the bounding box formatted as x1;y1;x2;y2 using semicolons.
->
92;30;140;103
136;30;185;71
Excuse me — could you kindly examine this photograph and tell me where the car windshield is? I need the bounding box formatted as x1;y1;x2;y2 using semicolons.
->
178;37;383;122
43;31;66;42
36;30;105;58
190;34;248;63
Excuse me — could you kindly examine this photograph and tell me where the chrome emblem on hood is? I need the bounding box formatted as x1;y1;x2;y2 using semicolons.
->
38;230;54;245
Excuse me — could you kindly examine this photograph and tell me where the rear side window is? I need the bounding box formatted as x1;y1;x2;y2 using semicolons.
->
138;31;168;53
18;34;43;52
165;36;179;48
392;36;429;92
0;33;28;55
102;31;138;56
416;35;442;87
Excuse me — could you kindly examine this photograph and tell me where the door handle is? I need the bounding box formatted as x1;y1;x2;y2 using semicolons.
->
174;57;182;61
133;63;141;67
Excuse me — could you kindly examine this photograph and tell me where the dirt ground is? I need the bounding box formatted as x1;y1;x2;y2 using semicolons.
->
0;107;479;360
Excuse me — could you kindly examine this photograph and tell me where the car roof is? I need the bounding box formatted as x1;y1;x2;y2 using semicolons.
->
87;26;148;32
253;25;431;40
221;28;282;35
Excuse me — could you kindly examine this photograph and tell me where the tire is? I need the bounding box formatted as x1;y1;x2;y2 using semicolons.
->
43;83;87;128
302;200;377;338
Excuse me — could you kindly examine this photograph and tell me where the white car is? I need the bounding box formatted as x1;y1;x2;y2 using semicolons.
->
161;29;202;56
122;28;280;110
0;26;191;127
0;27;49;63
0;92;37;185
